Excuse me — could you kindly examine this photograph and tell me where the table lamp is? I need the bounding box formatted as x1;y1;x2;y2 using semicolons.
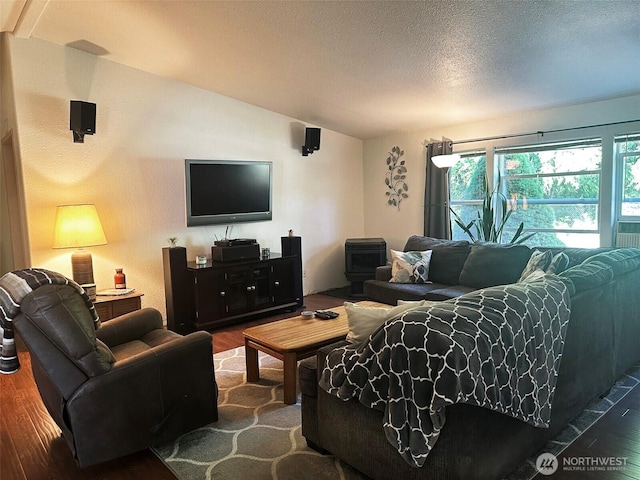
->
53;204;107;292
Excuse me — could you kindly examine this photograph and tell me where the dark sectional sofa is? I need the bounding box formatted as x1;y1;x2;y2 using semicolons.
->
300;235;640;480
362;235;613;304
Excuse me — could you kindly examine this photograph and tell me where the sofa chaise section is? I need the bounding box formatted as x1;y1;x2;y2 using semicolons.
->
302;245;640;480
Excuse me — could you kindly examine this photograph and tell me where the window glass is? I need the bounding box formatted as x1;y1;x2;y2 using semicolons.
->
616;135;640;217
449;152;485;241
496;139;602;247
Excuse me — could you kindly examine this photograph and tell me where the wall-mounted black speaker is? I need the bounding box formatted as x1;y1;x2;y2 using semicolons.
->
302;127;321;156
70;100;96;143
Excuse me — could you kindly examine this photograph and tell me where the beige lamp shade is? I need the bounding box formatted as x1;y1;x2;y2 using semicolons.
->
53;204;107;249
53;204;107;288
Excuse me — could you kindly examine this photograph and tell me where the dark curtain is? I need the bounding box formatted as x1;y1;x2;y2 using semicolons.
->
423;139;453;239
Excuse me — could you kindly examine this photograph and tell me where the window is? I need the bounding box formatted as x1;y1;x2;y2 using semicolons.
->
449;151;485;241
615;134;640;218
495;139;602;247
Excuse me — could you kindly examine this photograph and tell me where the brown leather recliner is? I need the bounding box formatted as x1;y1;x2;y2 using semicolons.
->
13;283;218;467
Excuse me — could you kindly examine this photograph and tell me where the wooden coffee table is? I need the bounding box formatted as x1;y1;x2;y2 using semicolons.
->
243;301;384;404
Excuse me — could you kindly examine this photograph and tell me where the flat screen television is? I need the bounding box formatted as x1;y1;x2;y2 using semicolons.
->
185;159;273;226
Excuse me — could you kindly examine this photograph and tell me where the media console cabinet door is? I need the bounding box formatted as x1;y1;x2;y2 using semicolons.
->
193;269;227;322
271;257;296;304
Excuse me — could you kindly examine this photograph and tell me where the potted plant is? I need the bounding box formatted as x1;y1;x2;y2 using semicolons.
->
451;172;534;244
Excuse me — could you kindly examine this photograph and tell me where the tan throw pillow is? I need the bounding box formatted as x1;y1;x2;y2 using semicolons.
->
389;249;433;283
345;301;419;343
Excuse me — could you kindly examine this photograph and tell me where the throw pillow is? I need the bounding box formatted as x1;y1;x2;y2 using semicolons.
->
547;252;570;274
403;236;471;285
389;249;433;284
458;242;532;288
397;299;431;307
345;301;418;343
519;268;547;283
518;250;553;282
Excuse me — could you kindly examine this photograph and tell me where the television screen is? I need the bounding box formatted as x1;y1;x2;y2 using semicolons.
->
185;159;272;226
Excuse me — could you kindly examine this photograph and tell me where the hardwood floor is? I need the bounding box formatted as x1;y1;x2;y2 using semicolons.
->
0;293;343;480
2;293;639;480
533;379;640;479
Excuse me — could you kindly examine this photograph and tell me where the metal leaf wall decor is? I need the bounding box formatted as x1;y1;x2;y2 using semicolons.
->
385;146;407;210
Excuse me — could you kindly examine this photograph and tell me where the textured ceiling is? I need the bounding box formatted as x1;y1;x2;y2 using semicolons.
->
3;0;640;139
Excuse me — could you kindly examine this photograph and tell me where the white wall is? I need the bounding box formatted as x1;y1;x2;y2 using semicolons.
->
6;35;364;316
363;95;640;251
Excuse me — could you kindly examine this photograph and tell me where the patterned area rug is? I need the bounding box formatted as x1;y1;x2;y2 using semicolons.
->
153;347;639;480
153;347;367;480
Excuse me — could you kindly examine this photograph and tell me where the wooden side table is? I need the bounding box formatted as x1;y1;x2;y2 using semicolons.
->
94;291;143;321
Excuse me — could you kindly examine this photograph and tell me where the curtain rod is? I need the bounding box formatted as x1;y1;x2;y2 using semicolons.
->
440;119;640;146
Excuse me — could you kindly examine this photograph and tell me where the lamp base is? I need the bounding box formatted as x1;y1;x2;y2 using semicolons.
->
71;249;95;285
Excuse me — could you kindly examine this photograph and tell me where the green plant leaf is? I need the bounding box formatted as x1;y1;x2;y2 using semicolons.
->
451;172;534;244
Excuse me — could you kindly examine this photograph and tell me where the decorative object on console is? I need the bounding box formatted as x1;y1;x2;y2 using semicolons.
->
168;237;178;247
195;255;207;265
69;100;96;143
301;127;321;156
53;204;107;294
385;146;407;210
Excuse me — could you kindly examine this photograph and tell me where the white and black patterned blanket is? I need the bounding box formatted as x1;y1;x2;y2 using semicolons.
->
319;274;571;468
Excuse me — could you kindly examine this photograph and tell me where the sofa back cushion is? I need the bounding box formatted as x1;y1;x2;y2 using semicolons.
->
541;247;613;268
459;242;532;288
582;248;640;275
403;235;471;285
559;260;614;296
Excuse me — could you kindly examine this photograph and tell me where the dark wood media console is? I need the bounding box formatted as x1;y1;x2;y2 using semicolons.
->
163;239;303;333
